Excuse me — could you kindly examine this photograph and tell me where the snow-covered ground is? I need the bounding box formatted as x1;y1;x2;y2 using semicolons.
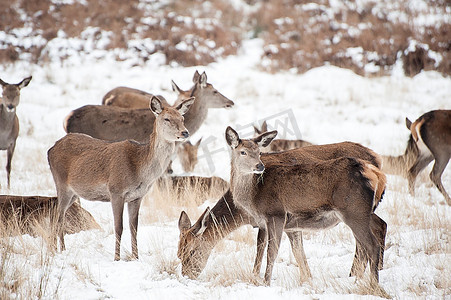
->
1;39;450;299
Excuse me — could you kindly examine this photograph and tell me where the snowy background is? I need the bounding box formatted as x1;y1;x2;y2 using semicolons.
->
1;0;451;299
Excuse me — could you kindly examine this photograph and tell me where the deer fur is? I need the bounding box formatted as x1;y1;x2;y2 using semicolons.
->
48;96;193;260
0;76;32;188
0;195;100;236
253;120;313;152
382;110;451;205
178;141;386;282
64;71;234;144
225;127;386;285
102;86;168;108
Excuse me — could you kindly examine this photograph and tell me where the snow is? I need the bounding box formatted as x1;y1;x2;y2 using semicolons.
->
1;38;450;299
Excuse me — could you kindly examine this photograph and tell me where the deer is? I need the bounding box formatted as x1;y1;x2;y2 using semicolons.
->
223;127;386;286
178;141;387;283
177;138;202;173
253;120;313;152
381;110;451;205
47;96;194;261
0;195;100;236
102;86;164;109
0;76;32;188
64;71;234;144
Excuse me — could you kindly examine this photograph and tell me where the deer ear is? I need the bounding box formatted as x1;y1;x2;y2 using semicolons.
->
194;207;210;236
176;97;195;115
150;96;163;115
0;78;6;87
195;137;202;147
225;126;240;149
18;76;32;88
199;72;207;88
405;117;412;130
171;80;182;94
254;130;277;148
193;70;200;84
261;120;268;132
253;125;262;135
178;211;192;232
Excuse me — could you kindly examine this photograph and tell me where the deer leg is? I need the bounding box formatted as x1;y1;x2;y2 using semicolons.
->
429;157;451;205
286;231;312;282
253;226;267;276
407;155;433;196
54;188;77;252
128;198;142;260
111;196;124;261
264;215;285;285
349;214;387;277
6;143;16;188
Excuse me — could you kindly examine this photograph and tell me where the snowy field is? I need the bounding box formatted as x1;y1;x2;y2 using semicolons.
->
1;39;450;299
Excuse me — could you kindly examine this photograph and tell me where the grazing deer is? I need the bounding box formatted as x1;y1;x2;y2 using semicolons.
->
0;195;100;236
65;71;234;144
253;120;313;152
224;127;386;285
0;76;32;188
156;175;228;205
178;141;386;282
48;96;194;260
382;110;451;205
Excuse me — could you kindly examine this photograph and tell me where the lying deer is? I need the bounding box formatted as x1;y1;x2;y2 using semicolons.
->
0;76;32;187
224;127;386;285
178;141;386;283
65;71;234;144
253;120;313;152
48;96;194;260
102;86;167;108
382;110;451;205
0;195;100;236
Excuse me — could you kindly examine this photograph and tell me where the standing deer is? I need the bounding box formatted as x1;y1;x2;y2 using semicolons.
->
0;76;32;188
225;127;386;285
382;110;451;205
178;141;386;282
65;71;234;144
47;96;194;260
253;120;313;152
177;138;202;173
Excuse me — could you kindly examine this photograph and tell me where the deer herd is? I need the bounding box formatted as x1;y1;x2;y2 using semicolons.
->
0;71;450;292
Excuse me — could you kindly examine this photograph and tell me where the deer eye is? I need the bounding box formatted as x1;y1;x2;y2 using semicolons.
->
240;151;247;156
164;118;170;122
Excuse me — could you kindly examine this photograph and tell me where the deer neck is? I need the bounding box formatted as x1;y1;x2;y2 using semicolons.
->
204;190;247;246
230;165;259;222
182;86;208;135
0;105;16;127
142;130;176;178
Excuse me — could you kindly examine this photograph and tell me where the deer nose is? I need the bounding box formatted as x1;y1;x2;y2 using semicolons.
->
255;163;265;173
7;104;14;110
181;131;189;138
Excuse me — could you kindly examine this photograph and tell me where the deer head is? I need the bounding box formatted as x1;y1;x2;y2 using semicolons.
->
225;126;277;174
0;76;32;112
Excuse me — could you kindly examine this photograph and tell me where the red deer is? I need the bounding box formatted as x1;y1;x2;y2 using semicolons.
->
0;76;32;188
177;138;202;173
223;127;386;285
0;195;100;236
47;96;194;260
382;110;451;205
64;71;234;144
253;120;313;152
178;141;386;283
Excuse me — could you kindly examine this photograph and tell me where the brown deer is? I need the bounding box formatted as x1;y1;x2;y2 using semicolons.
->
102;86;166;108
177;138;202;173
47;96;194;260
0;195;100;236
224;127;386;285
178;141;386;283
64;71;234;144
0;76;32;188
382;110;451;205
253;120;313;152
